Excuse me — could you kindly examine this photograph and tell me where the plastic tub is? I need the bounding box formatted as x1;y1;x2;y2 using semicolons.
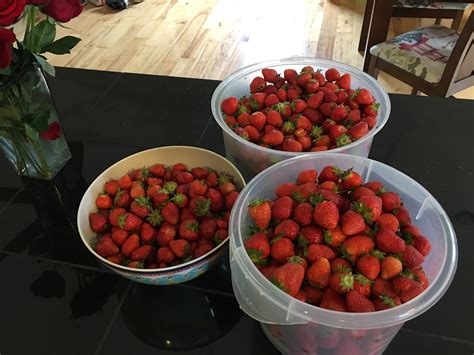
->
229;153;457;354
211;57;391;180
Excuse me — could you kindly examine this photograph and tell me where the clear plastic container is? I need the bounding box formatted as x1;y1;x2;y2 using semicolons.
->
211;57;391;180
229;153;457;355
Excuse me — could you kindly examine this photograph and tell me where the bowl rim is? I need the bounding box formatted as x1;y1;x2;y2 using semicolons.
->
229;152;458;328
77;145;246;274
211;57;391;157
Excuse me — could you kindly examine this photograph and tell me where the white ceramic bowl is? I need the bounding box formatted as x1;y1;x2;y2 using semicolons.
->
77;146;245;285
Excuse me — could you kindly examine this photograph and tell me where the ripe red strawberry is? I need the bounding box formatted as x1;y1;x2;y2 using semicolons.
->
329;271;354;294
152;190;170;207
157;246;175;263
296;72;312;88
262;68;279;83
245;232;271;264
284;68;298;84
401;245;424;269
266;110;283;127
320;180;338;192
114;189;132;208
95;236;119;257
130;185;145;199
104;180;120;196
349;121;369;140
275;182;297;198
307;91;325;109
364;102;380;117
413;268;430;289
170;193;187;209
244;125;261;143
372;277;396;298
139;222;156;244
119;174;132;189
199;218;217;239
248;199;271;229
160;202;178;225
400;282;423;302
189;179;208;197
320;288;347;312
356;255;380;280
354;88;374;105
374;293;401;311
262;130;284;146
306;257;331;288
305;79;320;94
346;290;375;313
330;105;347;122
292;182;318;202
274;219;300;240
179;219;200;241
324;225;347;247
329;125;348;141
306;244;336;263
375;227;406;253
300;225;324;244
169;239;190;258
106;254;123;265
272;196;294;221
131;245;153;262
249;111;266;131
342;235;374;262
282;138;303;152
130;198;150;218
394;205;412;226
380;192;401;212
297;136;312;150
353;274;371;297
313;200;339;229
341;210;366;235
194;244;214;258
224;190;239;210
189;196;210;217
96;194;113;209
347;109;361;124
111;228;128;246
356;195;383;222
318;165;341;183
121;234;140;257
325;68;340;81
336;73;351;89
364;181;384;194
236;112;250;127
221;96;238;115
109;208;126;226
412;235;431;256
214;229;228;244
319;102;336;117
156;222;176;246
206;188;223;212
380;256;402;280
260;264;279;279
250;76;266;93
89;212;107;233
341;169;363;190
271;237;295;263
331;258;352;273
252;92;268;109
302;285;324;305
293;202;313;226
377;213;399;233
118;213;142;231
271;262;305;297
391;276;420;295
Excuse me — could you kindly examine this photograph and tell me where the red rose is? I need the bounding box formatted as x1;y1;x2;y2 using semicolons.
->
27;0;49;5
40;122;62;140
0;0;25;26
41;0;82;23
0;28;16;69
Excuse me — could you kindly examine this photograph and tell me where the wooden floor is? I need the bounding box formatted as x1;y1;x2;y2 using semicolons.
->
47;0;473;99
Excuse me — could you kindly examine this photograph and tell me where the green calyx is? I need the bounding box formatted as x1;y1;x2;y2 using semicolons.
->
172;193;186;205
247;248;264;263
249;198;266;208
400;230;413;245
336;134;352;148
371;249;385;260
185;220;200;232
351;201;374;224
296;235;309;257
271;279;289;294
163;181;177;193
324;229;332;244
309;193;326;206
282;120;295;134
140;167;149;179
135;196;150;207
195;198;211;217
338;273;354;291
114;189;123;204
147;208;163;227
218;172;233;185
292;191;307;203
354;273;371;286
288;255;304;265
310;125;323;138
272;102;290;115
379;293;396;308
118;214;126;229
401;268;417;280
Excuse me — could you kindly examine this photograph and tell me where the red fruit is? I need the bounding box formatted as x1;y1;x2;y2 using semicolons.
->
172;193;188;209
341;210;366;236
195;244;214;258
330;105;347;122
305;79;320;94
260;265;278;279
104;180;120;196
320;180;338;192
356;195;383;222
156;222;176;246
147;164;164;177
221;96;238;115
119;213;142;231
252;92;267;109
401;224;421;238
282;138;303;152
296;72;312;87
356;255;380;280
346;290;375;313
320;288;347;312
160;202;178;225
349;121;369;140
291;99;308;113
292;182;318;202
355;88;374;105
353;274;371;298
199;219;217;239
293;202;313;226
131;245;153;262
318;165;341;183
214;229;228;244
329;272;354;294
272;196;294;221
119;174;132;189
297;136;312;150
329;125;348;140
352;186;375;200
284;69;298;84
130;185;145;199
121;234;140;257
377;213;400;233
248;199;272;229
394;205;412;226
157;246;175;264
271;262;305;297
295;116;312;131
313;200;339;229
189;179;208;197
324;225;347;248
364;181;384;194
372;277;396;298
347;109;361;123
331;258;353;273
271;237;295;264
342;235;374;262
189;196;211;217
111;228;128;246
375;227;406;253
340;168;363;190
127;261;143;269
169;239;190;258
179;219;200;241
325;68;341;81
206;188;224;212
391;276;420;295
401;245;424;269
412;235;431;256
96;236;119;257
275;182;297;198
262;68;279;83
302;285;324;305
400;283;423;302
262;130;284;146
225;191;239;210
244;125;261;143
413;268;430;289
106;254;123;265
336;89;349;104
109;208;126;226
300;225;324;245
364;102;380;117
336;73;351;89
274;219;300;240
191;167;209;179
89;212;107;233
296;170;317;185
245;232;271;263
323;89;338;103
215;218;228;230
380;256;403;280
96;194;113;209
380;192;402;212
250;76;266;93
374;293;401;311
306;257;331;288
237;112;250;127
319;102;336;117
306;244;336;263
114;189;132;208
266;110;283;127
307;91;325;109
130;199;150;218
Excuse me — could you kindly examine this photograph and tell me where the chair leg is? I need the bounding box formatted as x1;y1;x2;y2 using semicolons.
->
367;56;379;79
435;18;442;25
358;0;375;53
411;88;419;96
451;10;465;31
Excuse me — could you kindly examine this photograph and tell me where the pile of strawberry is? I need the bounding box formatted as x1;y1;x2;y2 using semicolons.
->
245;166;431;312
221;66;379;152
88;163;240;269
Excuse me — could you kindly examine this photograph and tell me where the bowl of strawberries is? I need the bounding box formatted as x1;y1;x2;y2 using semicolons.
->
77;146;245;285
229;153;457;354
211;57;391;180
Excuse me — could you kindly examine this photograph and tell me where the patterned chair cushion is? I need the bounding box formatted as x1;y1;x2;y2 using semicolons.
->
370;25;459;83
393;1;470;10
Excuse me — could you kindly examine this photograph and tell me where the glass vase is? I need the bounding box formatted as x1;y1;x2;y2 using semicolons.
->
0;66;71;180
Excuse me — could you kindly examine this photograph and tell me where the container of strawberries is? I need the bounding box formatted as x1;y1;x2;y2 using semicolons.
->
211;58;391;180
229;153;457;354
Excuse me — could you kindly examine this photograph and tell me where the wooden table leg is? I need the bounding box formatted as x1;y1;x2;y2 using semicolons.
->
362;0;394;72
358;0;375;53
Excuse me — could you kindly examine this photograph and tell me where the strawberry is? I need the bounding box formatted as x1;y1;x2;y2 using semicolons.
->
292;182;318;202
262;130;284;146
244;125;261;142
336;73;351;89
412;235;431;256
189;196;210;217
376;213;399;233
252;92;268;109
329;125;348;141
156;222;176;246
271;237;295;264
274;219;300;240
170;193;188;209
324;225;347;247
307;91;325;109
306;257;331;288
119;174;132;189
271;262;305;297
318;165;341;183
302;285;324;305
224;190;239;210
250;76;266;93
394;205;412;226
320;180;338;192
391;276;420;295
400;282;424;302
329;271;354;294
130;185;145;199
96;236;119;257
169;239;190;258
236;112;250;127
335;134;352;147
341;168;363;190
401;224;421;238
331;258;352;273
363;102;379;117
341;210;366;235
330;105;347;122
157;246;175;263
194;244;214;258
189;179;208;197
111;228;128;246
374;293;401;311
364;181;384;194
297;135;312;150
356;255;380;280
284;69;298;84
118;212;142;231
130;197;150;218
413;268;430;289
127;261;143;269
293;202;313;226
347;109;361;124
207;188;224;212
313;200;339;229
96;194;113;209
346;290;375;312
160;202;179;225
349;121;368;140
300;225;324;244
179;219;200;241
131;245;153;262
320;288;347;312
353;274;371;297
272;196;294;221
296;72;312;87
306;244;336;263
266;110;283;127
375;227;406;253
355;195;383;222
106;254;123;265
114;189;132;208
152;190;170;207
137;222;155;244
109;208;126;226
121;234;140;257
380;256;402;280
198;218;217;239
354;88;374;105
371;277;396;298
214;229;228;244
342;235;374;262
245;232;271;263
401;245;424;269
249;111;266;131
89;212;107;233
104;180;120;196
262;68;279;83
282;138;303;152
305;79;320;94
325;68;340;81
380;191;401;212
260;264;279;279
319;102;336;117
147;163;165;177
248;199;271;229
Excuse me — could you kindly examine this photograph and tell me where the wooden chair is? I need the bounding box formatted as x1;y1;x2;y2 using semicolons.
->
359;0;472;52
367;11;474;96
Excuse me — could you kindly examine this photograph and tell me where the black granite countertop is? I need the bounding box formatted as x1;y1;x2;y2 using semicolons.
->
0;67;473;354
